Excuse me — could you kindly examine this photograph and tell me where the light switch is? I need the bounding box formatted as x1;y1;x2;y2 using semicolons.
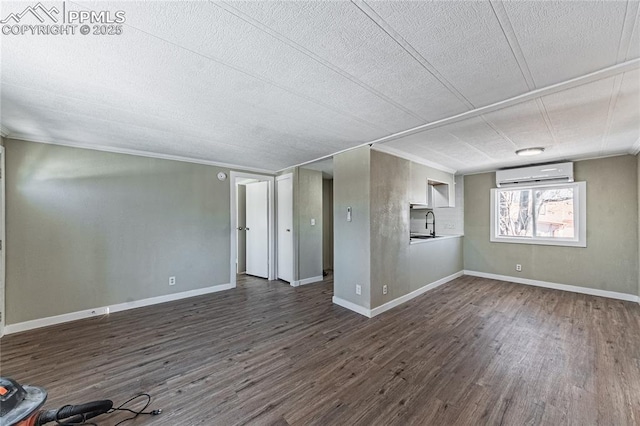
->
311;218;316;226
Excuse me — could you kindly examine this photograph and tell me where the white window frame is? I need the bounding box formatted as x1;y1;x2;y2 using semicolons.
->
490;182;586;247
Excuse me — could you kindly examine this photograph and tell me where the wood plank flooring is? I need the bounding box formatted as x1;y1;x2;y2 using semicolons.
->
1;275;639;425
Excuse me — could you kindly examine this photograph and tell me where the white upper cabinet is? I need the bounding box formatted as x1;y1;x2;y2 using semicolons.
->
409;164;428;204
410;162;455;208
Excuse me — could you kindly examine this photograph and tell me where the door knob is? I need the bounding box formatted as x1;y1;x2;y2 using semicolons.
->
286;229;290;232
245;227;250;231
237;227;244;231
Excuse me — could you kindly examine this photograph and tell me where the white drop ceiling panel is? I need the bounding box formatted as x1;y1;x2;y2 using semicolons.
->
502;1;629;87
541;78;614;149
481;100;555;152
223;1;470;123
1;1;639;173
367;1;531;106
628;9;640;60
383;73;640;174
115;1;422;133
603;69;640;153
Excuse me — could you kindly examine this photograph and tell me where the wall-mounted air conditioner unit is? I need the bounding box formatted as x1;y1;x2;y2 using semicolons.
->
495;162;574;187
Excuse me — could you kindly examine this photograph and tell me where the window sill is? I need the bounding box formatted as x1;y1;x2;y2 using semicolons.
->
490;236;586;248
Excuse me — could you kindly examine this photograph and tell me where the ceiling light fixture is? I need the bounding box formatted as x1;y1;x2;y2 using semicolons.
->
515;147;545;156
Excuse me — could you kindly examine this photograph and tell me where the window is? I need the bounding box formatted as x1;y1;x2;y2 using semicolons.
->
490;182;586;247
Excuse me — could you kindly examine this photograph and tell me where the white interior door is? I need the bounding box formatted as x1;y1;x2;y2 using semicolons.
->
277;175;293;283
245;181;269;278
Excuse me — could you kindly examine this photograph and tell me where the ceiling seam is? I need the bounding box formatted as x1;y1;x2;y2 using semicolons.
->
601;0;637;154
352;0;475;109
489;0;559;149
625;3;640;60
64;1;394;136
480;117;518;149
618;0;639;62
212;1;428;123
470;1;525;153
488;0;536;90
599;73;624;155
447;131;498;162
533;98;560;146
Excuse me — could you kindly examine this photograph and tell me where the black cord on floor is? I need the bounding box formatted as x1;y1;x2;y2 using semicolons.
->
41;393;161;426
109;393;162;426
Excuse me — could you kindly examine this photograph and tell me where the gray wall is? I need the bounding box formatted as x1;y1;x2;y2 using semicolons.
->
322;179;333;271
464;155;639;296
6;139;233;324
410;237;463;291
368;151;463;309
333;147;371;308
333;148;463;310
237;184;246;274
638;153;640;297
370;150;411;307
297;168;323;280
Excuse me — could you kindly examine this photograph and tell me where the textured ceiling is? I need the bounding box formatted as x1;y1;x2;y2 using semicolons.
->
1;1;639;174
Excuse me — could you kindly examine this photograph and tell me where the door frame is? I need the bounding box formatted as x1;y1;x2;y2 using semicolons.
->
230;171;275;287
276;173;294;283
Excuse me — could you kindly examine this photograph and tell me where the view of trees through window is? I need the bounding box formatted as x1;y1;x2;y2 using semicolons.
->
498;187;575;239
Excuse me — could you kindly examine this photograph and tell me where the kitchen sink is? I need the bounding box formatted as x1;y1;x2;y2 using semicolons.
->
410;234;442;239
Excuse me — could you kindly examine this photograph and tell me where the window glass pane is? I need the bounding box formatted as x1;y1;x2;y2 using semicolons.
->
534;187;574;238
498;189;533;237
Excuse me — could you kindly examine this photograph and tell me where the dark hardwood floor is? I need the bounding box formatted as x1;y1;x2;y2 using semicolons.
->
1;275;639;425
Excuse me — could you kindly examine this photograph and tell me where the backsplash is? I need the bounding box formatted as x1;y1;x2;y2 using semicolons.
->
410;175;464;235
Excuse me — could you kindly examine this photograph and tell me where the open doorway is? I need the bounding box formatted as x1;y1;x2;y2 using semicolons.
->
300;158;333;279
322;177;333;276
230;172;275;287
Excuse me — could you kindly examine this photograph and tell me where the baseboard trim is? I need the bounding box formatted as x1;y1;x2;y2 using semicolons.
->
332;296;371;318
292;275;324;287
370;271;464;317
4;283;234;335
332;271;464;318
464;270;640;303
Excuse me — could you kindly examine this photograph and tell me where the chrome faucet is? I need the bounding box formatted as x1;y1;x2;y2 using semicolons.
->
425;211;436;237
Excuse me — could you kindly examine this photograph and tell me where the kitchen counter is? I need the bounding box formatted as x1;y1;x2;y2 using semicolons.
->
409;235;463;293
410;234;463;245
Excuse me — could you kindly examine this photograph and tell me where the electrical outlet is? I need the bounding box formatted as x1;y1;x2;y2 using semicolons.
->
516;264;522;272
311;218;316;226
169;276;176;286
383;285;388;295
355;284;362;295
